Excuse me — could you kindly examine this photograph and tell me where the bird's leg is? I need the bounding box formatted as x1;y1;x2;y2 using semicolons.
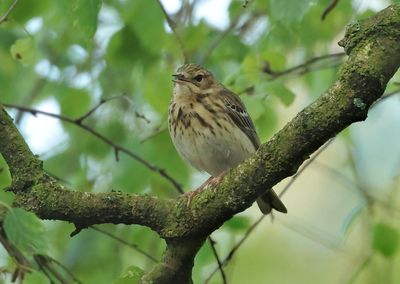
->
206;170;228;190
185;171;228;206
185;176;213;207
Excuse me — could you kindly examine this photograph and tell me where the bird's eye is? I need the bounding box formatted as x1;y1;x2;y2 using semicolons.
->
194;75;203;82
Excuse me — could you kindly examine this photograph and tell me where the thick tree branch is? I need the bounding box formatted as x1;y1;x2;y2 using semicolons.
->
0;108;173;233
0;5;399;283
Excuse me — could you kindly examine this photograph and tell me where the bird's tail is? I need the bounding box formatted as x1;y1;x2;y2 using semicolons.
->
256;189;287;215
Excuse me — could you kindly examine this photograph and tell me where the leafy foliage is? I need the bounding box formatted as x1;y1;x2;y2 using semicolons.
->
372;223;399;258
3;208;47;255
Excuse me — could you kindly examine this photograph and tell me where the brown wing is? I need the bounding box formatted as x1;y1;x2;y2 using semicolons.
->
219;89;260;149
220;89;287;215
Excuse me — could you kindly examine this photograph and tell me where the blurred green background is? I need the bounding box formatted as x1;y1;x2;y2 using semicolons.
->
0;0;399;283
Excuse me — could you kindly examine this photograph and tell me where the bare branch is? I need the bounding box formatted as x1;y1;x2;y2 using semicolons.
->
322;0;340;21
207;237;227;284
262;52;346;80
91;226;158;263
140;126;168;143
0;0;19;24
205;216;265;283
34;254;70;284
156;0;189;63
0;211;31;283
2;103;183;193
74;96;127;124
200;13;243;65
204;139;334;281
280;139;334;198
36;254;83;284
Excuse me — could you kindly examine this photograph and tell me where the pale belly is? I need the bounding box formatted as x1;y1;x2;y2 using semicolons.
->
171;125;256;176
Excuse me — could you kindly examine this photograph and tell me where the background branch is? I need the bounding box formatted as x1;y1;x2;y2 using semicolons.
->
322;0;340;20
0;0;19;24
262;52;346;80
1;102;183;193
156;0;189;63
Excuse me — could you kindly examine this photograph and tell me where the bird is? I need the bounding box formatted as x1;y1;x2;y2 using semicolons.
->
168;63;287;214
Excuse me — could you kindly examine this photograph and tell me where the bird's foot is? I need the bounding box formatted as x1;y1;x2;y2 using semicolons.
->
185;171;228;207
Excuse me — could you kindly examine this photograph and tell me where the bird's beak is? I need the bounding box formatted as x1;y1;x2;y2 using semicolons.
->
172;74;188;84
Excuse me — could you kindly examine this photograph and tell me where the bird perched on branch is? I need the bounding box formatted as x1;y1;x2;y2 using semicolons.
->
168;63;287;214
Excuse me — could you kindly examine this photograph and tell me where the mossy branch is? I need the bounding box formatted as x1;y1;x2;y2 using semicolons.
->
0;5;399;283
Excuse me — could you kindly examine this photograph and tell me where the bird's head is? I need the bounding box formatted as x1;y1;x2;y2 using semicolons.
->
172;64;218;97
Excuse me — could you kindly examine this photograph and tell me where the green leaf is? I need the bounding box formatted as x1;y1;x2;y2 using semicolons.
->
260;51;286;73
195;240;215;266
240;95;265;121
256;104;278;141
106;26;156;68
1;0;51;24
224;216;251;232
3;208;47;254
182;22;210;55
0;155;13;207
0;155;11;191
61;0;102;44
265;82;296;106
241;54;260;84
270;0;315;25
144;67;172;114
52;84;91;117
10;38;35;65
122;1;165;55
372;223;399;258
113;265;144;284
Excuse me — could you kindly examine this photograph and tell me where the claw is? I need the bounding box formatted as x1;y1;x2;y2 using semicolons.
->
184;171;228;207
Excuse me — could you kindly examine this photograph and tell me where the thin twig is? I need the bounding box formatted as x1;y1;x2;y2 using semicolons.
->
156;0;189;63
134;110;151;124
0;225;73;283
140;112;168;143
206;87;400;281
74;95;150;124
0;0;19;24
91;226;158;263
200;13;243;65
315;161;400;216
280;139;334;198
276;217;345;253
74;96;126;124
34;254;69;284
140;126;168;143
206;139;337;281
0;227;31;269
15;77;47;124
2;103;183;193
205;216;265;283
372;88;400;105
263;52;346;80
346;255;372;284
200;2;256;64
41;255;83;284
321;0;340;21
207;236;227;284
